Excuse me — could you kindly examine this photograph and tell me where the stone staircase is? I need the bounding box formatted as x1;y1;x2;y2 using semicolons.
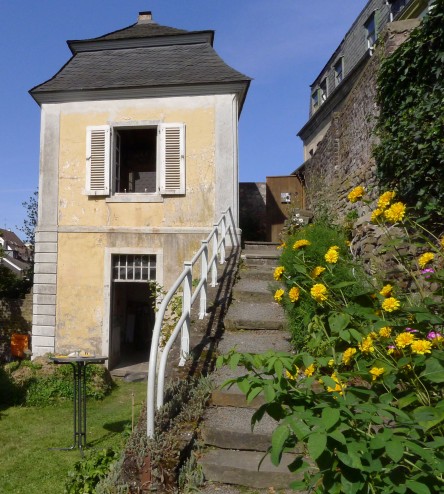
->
198;242;305;492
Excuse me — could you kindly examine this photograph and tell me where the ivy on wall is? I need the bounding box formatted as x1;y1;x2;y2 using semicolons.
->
374;0;444;226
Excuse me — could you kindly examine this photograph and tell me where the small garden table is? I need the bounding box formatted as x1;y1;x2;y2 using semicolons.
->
50;355;108;454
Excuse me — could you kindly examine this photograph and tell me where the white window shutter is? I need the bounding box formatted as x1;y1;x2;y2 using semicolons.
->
85;125;110;195
159;123;185;195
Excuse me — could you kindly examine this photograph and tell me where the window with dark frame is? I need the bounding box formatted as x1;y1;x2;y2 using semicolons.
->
112;254;156;282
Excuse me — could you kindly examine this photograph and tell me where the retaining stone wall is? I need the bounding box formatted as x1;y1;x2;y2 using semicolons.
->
239;182;267;242
303;21;420;274
0;291;32;361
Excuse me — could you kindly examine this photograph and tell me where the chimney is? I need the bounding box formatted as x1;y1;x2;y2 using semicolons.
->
138;11;153;23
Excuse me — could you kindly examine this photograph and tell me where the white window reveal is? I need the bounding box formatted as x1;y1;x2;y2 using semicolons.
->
85;123;185;197
112;254;156;282
365;13;377;50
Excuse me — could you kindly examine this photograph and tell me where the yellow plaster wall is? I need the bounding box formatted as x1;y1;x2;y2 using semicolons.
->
57;101;216;228
55;231;204;354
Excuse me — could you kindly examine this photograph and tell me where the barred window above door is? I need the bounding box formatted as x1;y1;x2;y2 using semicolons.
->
112;255;156;282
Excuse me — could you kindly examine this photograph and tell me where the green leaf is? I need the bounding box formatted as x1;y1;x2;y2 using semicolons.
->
413;405;444;431
229;352;241;370
321;407;340;431
397;393;418;409
263;383;276;402
328;430;346;445
270;425;289;466
420;357;444;383
307;432;327;460
286;415;310;441
385;439;404;462
405;480;431;494
328;312;351;333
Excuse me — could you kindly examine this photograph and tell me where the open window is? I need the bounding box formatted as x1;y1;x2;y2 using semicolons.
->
85;123;185;197
365;12;377;50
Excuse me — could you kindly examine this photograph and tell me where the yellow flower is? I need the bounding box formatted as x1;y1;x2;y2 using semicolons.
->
293;239;310;250
347;186;365;203
379;326;392;338
330;245;340;251
377;191;396;210
342;347;357;365
285;368;298;380
326;373;346;395
328;359;335;367
382;297;401;312
325;248;339;264
277;242;286;250
304;364;315;377
369;331;378;340
369;367;385;381
311;266;326;278
418;252;434;269
359;336;375;354
395;332;415;348
440;237;444;249
289;286;300;303
410;339;432;355
273;266;285;281
379;284;393;297
310;283;328;303
384;202;406;223
371;208;384;223
274;289;284;302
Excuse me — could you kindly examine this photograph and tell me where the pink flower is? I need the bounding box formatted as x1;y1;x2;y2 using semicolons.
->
427;331;442;340
421;268;435;279
405;327;419;333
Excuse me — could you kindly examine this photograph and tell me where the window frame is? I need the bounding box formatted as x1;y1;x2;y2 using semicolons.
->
334;58;344;87
365;12;377;50
85;121;185;200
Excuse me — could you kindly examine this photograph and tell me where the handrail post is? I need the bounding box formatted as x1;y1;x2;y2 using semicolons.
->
211;225;219;287
220;213;226;265
179;263;192;366
200;241;208;319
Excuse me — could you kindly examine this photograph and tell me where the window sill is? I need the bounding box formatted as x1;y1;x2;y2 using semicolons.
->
106;194;164;203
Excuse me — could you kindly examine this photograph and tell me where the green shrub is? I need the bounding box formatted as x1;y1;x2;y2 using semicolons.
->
65;448;119;494
276;223;370;353
374;1;444;226
2;357;113;407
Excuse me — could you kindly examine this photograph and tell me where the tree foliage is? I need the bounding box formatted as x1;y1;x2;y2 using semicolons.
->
19;190;38;246
374;1;444;227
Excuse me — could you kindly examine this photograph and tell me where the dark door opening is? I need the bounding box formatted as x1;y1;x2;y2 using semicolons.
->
110;281;155;368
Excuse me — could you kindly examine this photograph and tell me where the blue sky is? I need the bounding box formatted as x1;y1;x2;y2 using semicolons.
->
0;0;366;236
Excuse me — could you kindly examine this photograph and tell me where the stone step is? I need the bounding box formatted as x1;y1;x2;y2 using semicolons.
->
210;388;265;409
217;329;291;356
199;449;305;490
243;241;281;252
232;279;277;304
202;406;303;453
240;265;275;281
224;301;287;331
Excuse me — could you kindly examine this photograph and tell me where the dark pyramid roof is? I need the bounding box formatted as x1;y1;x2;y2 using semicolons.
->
30;12;250;111
31;43;249;93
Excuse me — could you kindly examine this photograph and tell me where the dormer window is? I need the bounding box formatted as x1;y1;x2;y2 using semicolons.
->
365;13;377;50
312;90;319;111
334;58;344;86
319;79;327;102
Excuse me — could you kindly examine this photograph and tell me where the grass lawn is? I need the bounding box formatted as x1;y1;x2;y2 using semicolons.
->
0;379;147;494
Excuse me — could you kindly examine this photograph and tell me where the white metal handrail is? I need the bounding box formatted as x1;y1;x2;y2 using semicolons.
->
147;208;238;437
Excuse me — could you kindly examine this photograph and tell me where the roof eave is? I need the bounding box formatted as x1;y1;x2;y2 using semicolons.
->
29;80;251;115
